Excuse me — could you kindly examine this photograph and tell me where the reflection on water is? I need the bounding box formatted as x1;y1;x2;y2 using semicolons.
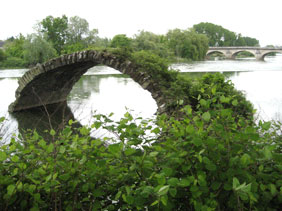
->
68;74;157;125
174;54;282;121
1;55;282;142
0;67;157;143
11;102;81;141
171;54;282;72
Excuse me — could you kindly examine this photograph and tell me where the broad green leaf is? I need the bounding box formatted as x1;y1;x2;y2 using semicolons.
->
30;207;40;211
38;139;46;148
167;178;179;186
108;143;120;155
211;182;221;190
262;121;271;130
115;191;122;200
0;117;5;123
0;151;7;161
68;119;73;125
124;148;136;156
152;127;160;134
82;184;89;192
263;147;272;159
240;153;251;166
211;87;217;95
169;188;177;197
157;176;166;185
202;112;211;122
179;179;191;187
200;99;207;107
93;188;104;197
59;146;66;154
50;129;56;136
11;155;19;162
161;195;168;206
46;143;54;153
186;125;195;134
239;191;248;201
269;184;277;196
158;185;170;196
232;99;238;106
17;182;23;190
233;177;240;189
162;167;173;176
149;151;159;157
151;200;159;206
140;186;154;198
178;99;184;105
7;184;16;195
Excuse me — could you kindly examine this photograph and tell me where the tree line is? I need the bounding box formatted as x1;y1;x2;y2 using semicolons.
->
0;16;260;68
193;22;260;47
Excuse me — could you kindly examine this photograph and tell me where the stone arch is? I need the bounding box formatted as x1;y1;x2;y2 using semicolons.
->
9;50;166;113
206;50;225;58
231;50;255;59
260;51;282;60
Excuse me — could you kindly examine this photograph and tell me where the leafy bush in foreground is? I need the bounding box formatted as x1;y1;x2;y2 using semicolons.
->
0;103;281;210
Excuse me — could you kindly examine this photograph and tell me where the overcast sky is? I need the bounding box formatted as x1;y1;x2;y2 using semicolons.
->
1;0;281;46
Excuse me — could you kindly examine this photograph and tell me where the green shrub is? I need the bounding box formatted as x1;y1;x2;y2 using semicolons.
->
0;56;27;68
0;105;281;210
0;49;6;62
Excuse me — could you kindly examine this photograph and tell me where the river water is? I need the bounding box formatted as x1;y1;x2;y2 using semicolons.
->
0;54;282;142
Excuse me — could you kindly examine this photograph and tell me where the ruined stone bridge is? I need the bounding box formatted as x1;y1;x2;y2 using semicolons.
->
9;50;166;113
206;47;282;61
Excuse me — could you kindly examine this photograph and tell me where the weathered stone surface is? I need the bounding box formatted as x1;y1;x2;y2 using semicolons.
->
9;50;167;114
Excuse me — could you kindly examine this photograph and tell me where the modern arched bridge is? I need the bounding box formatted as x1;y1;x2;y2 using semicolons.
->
206;46;282;61
9;50;167;113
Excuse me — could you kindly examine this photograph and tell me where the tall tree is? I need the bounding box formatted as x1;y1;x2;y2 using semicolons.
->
193;22;259;47
23;34;57;65
0;49;6;62
110;34;132;49
67;16;89;44
166;28;209;60
4;34;25;58
132;31;172;57
40;15;68;54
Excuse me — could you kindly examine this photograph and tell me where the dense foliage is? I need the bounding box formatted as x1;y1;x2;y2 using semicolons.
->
193;22;259;47
166;29;209;60
0;64;281;210
1;15;264;68
0;15;107;68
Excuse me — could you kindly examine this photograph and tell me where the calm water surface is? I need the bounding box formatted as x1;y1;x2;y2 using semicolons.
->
171;54;282;121
1;55;282;141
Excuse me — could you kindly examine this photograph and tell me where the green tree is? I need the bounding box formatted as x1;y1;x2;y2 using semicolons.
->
67;16;89;44
166;28;209;60
235;33;246;46
193;22;236;46
84;28;99;45
110;34;132;49
23;34;57;65
0;49;6;62
132;30;172;58
193;22;259;47
4;34;25;58
241;36;259;46
40;15;68;54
